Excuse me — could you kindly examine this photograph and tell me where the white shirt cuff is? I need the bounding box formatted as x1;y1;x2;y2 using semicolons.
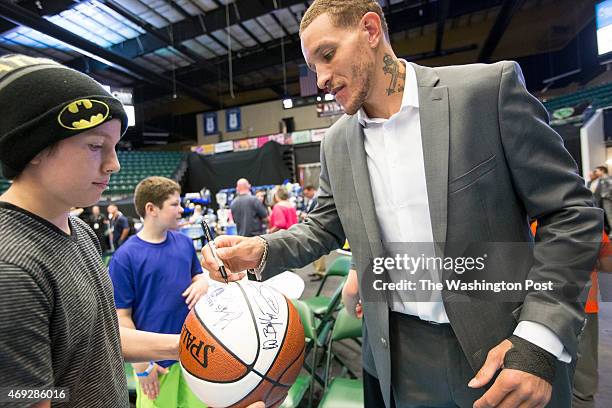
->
513;321;571;363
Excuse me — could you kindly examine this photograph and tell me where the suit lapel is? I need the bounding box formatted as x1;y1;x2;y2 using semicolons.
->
413;63;450;248
345;117;385;258
344;64;450;256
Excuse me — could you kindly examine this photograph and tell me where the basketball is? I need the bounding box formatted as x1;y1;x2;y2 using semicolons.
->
179;280;305;407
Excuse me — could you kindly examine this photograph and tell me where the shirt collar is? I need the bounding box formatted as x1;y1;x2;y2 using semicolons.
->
357;59;418;126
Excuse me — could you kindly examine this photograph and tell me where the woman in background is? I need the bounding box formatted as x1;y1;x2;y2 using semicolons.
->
268;186;298;233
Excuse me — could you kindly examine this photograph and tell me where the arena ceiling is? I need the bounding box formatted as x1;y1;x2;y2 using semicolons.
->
0;0;599;125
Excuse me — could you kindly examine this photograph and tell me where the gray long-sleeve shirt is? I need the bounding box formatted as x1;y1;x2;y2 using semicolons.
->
230;194;268;237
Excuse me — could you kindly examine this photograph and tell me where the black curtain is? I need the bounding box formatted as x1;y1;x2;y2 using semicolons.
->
185;141;291;194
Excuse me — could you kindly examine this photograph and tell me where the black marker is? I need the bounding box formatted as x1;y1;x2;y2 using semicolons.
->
200;221;228;283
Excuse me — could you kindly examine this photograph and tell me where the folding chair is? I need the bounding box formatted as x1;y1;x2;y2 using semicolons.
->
303;256;351;316
281;300;318;408
317;308;364;408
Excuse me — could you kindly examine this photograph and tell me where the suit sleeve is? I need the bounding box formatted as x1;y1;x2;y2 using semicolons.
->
261;134;346;278
498;61;603;358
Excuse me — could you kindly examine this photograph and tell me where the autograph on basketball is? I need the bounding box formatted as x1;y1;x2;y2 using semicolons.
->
206;286;243;330
250;284;284;350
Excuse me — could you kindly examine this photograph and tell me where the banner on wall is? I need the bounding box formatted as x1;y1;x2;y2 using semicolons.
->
214;141;234;153
203;112;218;135
233;138;258;151
226;108;241;132
257;136;271;148
291;130;312;144
316;101;343;117
311;128;327;142
191;144;216;155
269;133;286;144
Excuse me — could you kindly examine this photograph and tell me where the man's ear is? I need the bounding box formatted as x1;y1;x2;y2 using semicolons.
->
361;12;383;48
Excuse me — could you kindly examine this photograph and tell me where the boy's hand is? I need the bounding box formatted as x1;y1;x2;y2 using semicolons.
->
135;362;168;400
342;269;362;318
182;275;209;309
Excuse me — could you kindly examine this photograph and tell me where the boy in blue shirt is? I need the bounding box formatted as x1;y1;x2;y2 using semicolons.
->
110;176;209;407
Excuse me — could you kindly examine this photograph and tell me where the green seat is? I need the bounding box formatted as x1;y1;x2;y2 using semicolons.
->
302;296;333;315
303;256;351;315
318;377;363;408
281;300;318;408
318;308;364;408
323;308;363;388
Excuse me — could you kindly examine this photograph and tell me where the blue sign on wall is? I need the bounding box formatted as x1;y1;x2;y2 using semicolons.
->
226;108;241;132
203;112;218;135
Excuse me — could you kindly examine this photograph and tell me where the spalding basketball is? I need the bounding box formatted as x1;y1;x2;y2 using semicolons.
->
179;280;305;408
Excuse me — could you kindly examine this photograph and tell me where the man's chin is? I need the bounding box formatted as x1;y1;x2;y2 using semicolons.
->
342;102;360;116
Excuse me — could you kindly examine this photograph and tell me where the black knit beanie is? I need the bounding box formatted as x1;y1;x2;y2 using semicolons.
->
0;54;128;179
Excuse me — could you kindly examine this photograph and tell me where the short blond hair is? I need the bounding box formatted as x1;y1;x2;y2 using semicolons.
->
299;0;389;41
134;176;181;218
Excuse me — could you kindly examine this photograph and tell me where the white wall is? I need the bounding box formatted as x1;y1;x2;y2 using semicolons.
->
580;110;607;179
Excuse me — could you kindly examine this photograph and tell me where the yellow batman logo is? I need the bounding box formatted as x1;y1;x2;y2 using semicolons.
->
57;99;110;130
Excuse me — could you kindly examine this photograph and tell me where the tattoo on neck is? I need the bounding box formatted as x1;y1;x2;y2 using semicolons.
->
382;54;405;96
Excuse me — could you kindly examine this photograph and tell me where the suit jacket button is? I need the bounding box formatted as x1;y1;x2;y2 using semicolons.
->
381;337;388;348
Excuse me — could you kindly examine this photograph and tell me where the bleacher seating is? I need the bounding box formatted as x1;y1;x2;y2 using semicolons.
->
104;151;185;197
542;82;612;113
0;167;10;195
0;178;10;195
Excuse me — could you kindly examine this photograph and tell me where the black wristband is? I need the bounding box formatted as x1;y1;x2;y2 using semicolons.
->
504;335;556;385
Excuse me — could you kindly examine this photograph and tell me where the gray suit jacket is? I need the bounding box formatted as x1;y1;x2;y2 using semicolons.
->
262;61;602;407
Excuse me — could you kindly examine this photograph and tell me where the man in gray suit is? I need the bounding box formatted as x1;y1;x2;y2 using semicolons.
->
202;1;602;407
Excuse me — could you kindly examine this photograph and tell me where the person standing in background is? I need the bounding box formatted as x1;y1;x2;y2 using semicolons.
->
230;178;269;237
302;185;327;279
108;202;130;250
110;176;209;407
86;205;110;252
268;186;298;233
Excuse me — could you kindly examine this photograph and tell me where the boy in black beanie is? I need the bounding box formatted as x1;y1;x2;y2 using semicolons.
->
0;55;265;408
0;55;182;408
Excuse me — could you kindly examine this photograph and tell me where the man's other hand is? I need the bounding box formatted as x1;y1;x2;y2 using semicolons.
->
470;339;552;408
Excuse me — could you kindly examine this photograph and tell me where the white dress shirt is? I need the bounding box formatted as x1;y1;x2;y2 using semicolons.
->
357;60;570;362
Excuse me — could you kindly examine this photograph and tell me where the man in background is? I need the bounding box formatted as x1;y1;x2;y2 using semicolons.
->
230;178;268;237
86;205;109;252
302;185;318;214
302;185;326;279
592;166;612;233
108;202;130;250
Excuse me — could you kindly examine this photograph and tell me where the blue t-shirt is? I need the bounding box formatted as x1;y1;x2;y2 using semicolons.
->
109;230;202;367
